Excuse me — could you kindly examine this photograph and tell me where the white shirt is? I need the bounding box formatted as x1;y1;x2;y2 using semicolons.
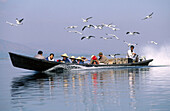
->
47;56;55;61
34;54;45;59
127;50;136;59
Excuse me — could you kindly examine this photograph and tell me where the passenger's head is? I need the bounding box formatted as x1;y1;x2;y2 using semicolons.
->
38;50;43;55
70;56;76;61
98;52;103;58
50;53;54;59
130;45;134;50
61;53;68;60
81;56;86;61
76;57;82;62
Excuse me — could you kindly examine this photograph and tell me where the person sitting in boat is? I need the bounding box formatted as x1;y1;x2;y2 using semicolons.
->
76;56;84;64
61;53;70;63
81;56;88;64
90;55;99;64
34;50;45;59
70;56;77;64
98;52;109;64
126;45;138;62
46;53;55;61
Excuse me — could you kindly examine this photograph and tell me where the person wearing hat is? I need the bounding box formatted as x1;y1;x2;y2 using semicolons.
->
61;53;70;63
70;56;77;64
76;56;83;64
98;52;109;64
46;53;55;61
81;56;88;64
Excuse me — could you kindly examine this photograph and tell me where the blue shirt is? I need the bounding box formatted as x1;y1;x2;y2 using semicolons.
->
63;58;70;63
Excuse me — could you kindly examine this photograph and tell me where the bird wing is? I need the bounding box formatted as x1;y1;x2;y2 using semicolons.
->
89;24;94;28
89;36;95;38
149;12;154;17
126;32;130;34
19;18;24;23
86;17;92;20
82;26;87;31
81;37;86;40
134;32;140;34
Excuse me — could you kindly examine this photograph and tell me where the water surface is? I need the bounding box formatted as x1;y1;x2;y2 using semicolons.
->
0;59;170;111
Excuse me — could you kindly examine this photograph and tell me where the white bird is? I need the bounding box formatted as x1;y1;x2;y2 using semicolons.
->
82;24;94;31
93;24;104;29
81;36;95;40
111;27;120;31
123;41;138;47
6;21;17;26
126;32;140;35
106;33;119;40
65;26;78;29
108;54;120;58
100;37;112;40
102;23;116;28
150;41;158;45
82;17;92;22
142;12;154;20
67;30;83;35
16;18;24;25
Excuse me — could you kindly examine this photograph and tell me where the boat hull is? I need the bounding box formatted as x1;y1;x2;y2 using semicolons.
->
9;52;153;72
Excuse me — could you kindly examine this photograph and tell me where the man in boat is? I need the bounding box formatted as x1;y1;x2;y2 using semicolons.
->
77;56;84;64
126;45;138;62
81;56;88;64
98;52;109;64
70;56;77;64
61;53;70;63
34;50;45;59
46;53;55;61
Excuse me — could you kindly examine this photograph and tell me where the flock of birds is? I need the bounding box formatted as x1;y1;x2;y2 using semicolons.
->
65;12;158;46
6;12;158;47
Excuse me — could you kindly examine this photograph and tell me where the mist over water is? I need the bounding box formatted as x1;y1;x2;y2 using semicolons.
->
140;45;170;65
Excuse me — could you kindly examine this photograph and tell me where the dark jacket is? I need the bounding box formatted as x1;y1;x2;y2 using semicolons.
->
63;58;70;63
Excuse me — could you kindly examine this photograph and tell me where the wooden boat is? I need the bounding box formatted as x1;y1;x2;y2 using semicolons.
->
9;52;153;72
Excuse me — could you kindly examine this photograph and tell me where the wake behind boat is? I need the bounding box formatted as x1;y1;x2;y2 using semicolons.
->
9;52;153;72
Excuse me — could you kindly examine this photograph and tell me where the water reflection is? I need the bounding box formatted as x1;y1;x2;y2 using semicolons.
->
11;67;150;111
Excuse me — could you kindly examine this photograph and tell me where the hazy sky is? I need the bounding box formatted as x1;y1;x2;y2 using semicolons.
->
1;0;170;55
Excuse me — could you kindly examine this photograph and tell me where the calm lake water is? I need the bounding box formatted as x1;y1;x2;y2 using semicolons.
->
0;59;170;111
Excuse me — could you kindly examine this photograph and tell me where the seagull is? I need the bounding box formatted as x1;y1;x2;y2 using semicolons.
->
6;21;17;26
111;27;120;31
102;23;116;28
126;32;140;35
67;30;83;35
16;18;24;25
65;26;78;29
100;37;112;40
81;36;95;40
93;24;104;29
123;41;138;47
108;54;120;58
82;24;94;31
106;33;119;40
82;17;92;22
142;12;154;20
150;41;158;45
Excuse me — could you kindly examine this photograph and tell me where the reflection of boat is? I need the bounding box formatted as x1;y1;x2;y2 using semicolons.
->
9;52;153;72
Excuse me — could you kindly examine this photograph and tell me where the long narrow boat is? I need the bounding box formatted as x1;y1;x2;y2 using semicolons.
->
9;52;153;72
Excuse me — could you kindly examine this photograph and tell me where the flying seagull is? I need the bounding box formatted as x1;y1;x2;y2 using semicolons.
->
100;37;112;40
102;23;116;28
82;17;92;22
67;30;83;35
123;41;138;47
150;41;158;45
82;24;94;31
16;18;24;25
6;21;17;26
111;27;120;31
81;36;95;40
108;54;120;58
142;12;154;20
65;26;78;29
106;33;119;40
126;32;140;35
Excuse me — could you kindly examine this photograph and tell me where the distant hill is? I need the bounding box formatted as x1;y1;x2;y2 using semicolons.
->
0;39;36;58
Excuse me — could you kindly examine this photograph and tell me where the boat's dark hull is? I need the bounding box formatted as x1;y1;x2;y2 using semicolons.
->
9;52;153;72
